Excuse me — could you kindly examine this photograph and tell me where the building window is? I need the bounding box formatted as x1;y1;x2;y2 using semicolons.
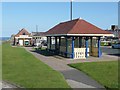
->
23;32;26;35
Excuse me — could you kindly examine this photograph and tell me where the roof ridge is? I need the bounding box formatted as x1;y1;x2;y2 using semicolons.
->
60;18;79;24
67;19;80;34
46;18;113;35
84;20;112;34
82;20;103;30
16;29;22;36
15;28;30;36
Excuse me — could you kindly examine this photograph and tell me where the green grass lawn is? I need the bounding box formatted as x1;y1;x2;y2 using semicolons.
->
69;61;119;90
2;42;70;88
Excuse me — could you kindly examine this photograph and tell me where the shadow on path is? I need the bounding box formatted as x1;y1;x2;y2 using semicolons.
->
30;49;55;56
107;54;120;57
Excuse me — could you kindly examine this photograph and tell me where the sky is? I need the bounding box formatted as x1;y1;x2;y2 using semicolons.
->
1;2;118;37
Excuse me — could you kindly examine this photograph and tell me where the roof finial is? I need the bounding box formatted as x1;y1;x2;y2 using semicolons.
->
79;17;82;19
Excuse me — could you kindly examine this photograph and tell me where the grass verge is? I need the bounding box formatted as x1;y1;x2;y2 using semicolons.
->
69;61;119;90
2;42;70;88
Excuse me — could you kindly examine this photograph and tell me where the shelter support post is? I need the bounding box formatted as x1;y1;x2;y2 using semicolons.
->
90;37;93;55
47;36;48;50
98;37;101;57
85;37;89;58
65;36;68;57
55;37;57;49
50;36;51;50
71;37;74;59
59;36;61;53
79;37;82;48
55;37;57;54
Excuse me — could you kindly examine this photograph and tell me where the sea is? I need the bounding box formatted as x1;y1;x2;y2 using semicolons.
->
0;37;10;45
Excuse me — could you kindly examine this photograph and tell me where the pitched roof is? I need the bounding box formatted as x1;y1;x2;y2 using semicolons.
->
32;32;46;36
15;28;31;37
46;18;112;36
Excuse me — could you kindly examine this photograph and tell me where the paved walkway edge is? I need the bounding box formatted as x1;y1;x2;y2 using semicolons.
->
25;47;106;90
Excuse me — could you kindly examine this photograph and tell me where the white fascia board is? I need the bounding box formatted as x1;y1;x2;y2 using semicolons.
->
15;37;32;39
46;34;114;37
67;34;113;36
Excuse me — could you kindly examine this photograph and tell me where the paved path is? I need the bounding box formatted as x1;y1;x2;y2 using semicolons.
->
0;81;18;89
101;46;119;56
25;47;106;89
52;53;118;65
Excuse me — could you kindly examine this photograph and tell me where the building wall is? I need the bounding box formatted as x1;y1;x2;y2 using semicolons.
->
32;36;47;46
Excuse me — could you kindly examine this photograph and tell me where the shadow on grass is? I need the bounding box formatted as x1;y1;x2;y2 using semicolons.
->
105;87;120;90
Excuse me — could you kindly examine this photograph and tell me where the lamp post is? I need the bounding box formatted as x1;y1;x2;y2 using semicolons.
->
70;0;73;20
36;25;38;33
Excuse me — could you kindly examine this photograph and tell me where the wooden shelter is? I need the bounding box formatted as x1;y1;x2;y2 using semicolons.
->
45;18;113;59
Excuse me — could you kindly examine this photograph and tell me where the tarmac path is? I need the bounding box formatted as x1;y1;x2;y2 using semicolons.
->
25;47;106;89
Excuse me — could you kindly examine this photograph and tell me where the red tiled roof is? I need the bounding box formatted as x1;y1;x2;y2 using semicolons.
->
46;18;112;35
15;28;31;37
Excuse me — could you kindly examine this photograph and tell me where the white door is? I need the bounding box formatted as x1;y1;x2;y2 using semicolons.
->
19;40;23;46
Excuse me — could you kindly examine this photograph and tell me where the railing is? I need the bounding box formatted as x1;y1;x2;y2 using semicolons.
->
74;48;86;59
